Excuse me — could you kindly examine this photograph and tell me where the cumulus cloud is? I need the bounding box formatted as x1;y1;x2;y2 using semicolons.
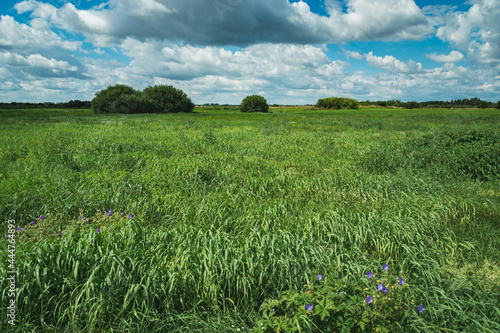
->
14;0;433;47
431;0;500;68
365;52;423;74
425;51;464;63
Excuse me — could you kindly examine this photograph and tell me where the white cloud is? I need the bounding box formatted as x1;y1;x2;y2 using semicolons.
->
365;52;423;73
432;0;500;67
15;0;433;47
425;51;464;63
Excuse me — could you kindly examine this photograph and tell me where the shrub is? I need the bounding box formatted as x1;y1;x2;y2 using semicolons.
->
240;95;269;113
316;97;359;110
91;84;138;114
111;94;160;114
496;101;500;109
404;101;420;109
142;85;194;113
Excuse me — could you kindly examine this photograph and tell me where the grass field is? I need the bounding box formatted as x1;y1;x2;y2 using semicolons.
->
1;107;499;332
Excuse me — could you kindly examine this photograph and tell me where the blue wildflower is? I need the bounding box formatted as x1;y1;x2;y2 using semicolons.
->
367;271;373;278
365;296;373;304
305;304;313;311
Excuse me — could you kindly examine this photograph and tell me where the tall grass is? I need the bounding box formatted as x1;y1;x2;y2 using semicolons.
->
0;107;499;332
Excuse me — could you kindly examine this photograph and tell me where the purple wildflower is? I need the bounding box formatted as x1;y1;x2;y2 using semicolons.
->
365;296;373;304
383;287;389;293
367;271;373;278
305;304;313;311
398;278;404;286
39;215;44;221
107;209;112;216
418;305;425;312
378;284;384;292
31;221;36;225
383;264;389;271
95;228;100;233
17;227;21;231
317;275;323;281
128;214;132;218
81;217;84;220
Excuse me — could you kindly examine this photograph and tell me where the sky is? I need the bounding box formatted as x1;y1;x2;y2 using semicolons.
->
0;0;499;104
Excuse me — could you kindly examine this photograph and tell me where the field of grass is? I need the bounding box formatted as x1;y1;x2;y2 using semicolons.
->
1;106;499;332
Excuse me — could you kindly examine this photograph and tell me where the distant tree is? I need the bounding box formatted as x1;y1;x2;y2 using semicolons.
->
240;95;269;113
405;101;420;109
496;101;500;109
142;85;194;113
316;97;359;110
91;84;138;114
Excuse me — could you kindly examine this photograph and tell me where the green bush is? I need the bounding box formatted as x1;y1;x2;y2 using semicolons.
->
111;94;160;114
496;101;500;109
240;95;269;113
91;84;138;114
316;97;359;110
142;85;194;113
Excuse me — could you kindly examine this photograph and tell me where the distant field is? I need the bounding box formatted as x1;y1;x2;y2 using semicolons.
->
1;107;499;332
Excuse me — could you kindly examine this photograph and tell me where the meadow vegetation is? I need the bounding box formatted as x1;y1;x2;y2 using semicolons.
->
0;106;499;332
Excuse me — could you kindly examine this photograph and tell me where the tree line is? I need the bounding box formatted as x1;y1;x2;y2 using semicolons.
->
360;98;499;109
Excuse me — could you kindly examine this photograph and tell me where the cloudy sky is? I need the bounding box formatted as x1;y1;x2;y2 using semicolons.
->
0;0;499;104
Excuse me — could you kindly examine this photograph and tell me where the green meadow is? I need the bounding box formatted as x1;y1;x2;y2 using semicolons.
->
0;107;499;332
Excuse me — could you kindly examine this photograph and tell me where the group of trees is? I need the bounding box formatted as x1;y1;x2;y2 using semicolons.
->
91;84;195;114
92;85;270;114
316;97;360;110
2;86;498;112
0;100;91;109
361;98;499;109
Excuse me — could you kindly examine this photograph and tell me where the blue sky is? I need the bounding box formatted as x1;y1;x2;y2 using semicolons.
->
0;0;498;104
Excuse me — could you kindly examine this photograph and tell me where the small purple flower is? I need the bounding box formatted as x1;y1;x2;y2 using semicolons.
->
17;227;21;231
398;278;404;286
39;215;44;221
133;215;136;217
31;221;36;225
81;217;84;220
137;185;140;188
121;212;124;215
107;209;112;216
95;228;100;233
124;181;127;184
128;214;132;218
365;296;373;304
383;264;389;271
317;275;323;281
383;287;389;293
378;284;384;292
367;271;373;278
305;304;313;311
339;292;344;294
418;305;425;312
118;188;121;191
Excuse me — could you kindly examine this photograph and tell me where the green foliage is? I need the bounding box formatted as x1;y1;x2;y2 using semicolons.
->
1;107;499;332
316;97;359;110
496;101;500;109
365;127;499;181
240;95;269;113
259;264;423;332
91;84;138;114
92;84;194;114
142;85;194;113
